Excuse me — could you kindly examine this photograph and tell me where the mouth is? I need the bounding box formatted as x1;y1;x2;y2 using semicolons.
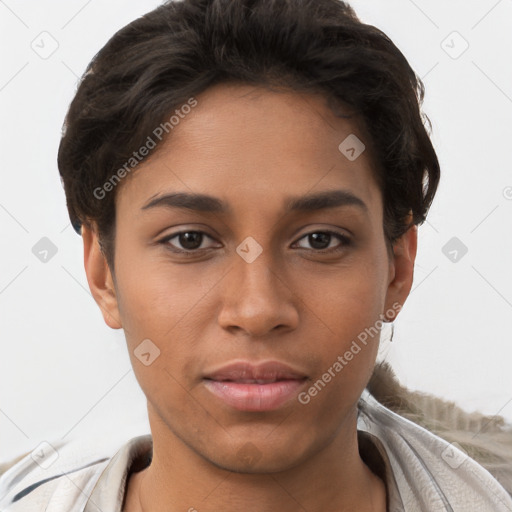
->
207;377;303;383
202;360;308;411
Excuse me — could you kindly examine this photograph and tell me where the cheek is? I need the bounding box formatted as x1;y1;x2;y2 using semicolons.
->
113;247;212;343
297;286;384;423
112;251;219;401
297;254;388;391
297;255;388;341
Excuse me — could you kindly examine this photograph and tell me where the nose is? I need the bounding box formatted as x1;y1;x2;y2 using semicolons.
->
217;248;300;338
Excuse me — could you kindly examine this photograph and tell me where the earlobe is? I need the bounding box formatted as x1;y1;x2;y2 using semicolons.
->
384;224;418;320
82;225;123;330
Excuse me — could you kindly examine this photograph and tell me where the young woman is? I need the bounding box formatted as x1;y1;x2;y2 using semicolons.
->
0;0;510;510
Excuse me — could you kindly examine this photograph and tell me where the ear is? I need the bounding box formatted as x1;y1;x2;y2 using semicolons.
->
383;223;418;321
82;224;122;329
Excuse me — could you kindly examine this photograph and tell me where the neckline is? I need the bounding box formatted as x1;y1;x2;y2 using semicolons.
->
118;431;390;512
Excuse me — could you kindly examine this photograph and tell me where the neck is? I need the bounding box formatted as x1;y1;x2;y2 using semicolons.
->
124;407;386;512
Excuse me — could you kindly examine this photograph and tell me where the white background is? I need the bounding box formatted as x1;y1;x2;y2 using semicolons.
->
1;0;511;463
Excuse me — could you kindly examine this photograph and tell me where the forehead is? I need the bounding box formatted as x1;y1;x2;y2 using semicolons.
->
117;82;383;220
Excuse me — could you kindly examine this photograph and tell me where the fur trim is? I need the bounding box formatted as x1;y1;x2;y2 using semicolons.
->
367;361;512;495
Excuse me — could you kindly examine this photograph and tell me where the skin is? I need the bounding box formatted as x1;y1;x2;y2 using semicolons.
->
82;82;417;512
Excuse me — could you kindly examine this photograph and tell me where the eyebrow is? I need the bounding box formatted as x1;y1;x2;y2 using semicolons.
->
141;189;368;215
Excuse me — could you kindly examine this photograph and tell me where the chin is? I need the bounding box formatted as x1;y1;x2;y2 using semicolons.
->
204;438;310;475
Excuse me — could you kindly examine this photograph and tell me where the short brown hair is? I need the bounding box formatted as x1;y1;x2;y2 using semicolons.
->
58;0;440;270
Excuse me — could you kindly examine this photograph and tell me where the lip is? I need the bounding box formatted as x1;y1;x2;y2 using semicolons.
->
203;360;308;411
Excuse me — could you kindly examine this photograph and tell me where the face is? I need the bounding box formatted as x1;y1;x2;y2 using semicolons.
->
83;83;416;473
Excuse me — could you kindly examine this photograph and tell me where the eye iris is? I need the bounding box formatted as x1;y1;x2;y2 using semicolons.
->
180;232;202;250
309;232;331;250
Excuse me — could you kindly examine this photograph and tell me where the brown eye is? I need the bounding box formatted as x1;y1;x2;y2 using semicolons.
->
161;231;216;252
294;231;351;253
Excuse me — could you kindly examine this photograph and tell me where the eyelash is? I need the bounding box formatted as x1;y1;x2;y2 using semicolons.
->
158;229;352;256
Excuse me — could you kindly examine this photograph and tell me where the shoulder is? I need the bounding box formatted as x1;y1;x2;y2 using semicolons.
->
358;389;512;512
0;435;124;511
